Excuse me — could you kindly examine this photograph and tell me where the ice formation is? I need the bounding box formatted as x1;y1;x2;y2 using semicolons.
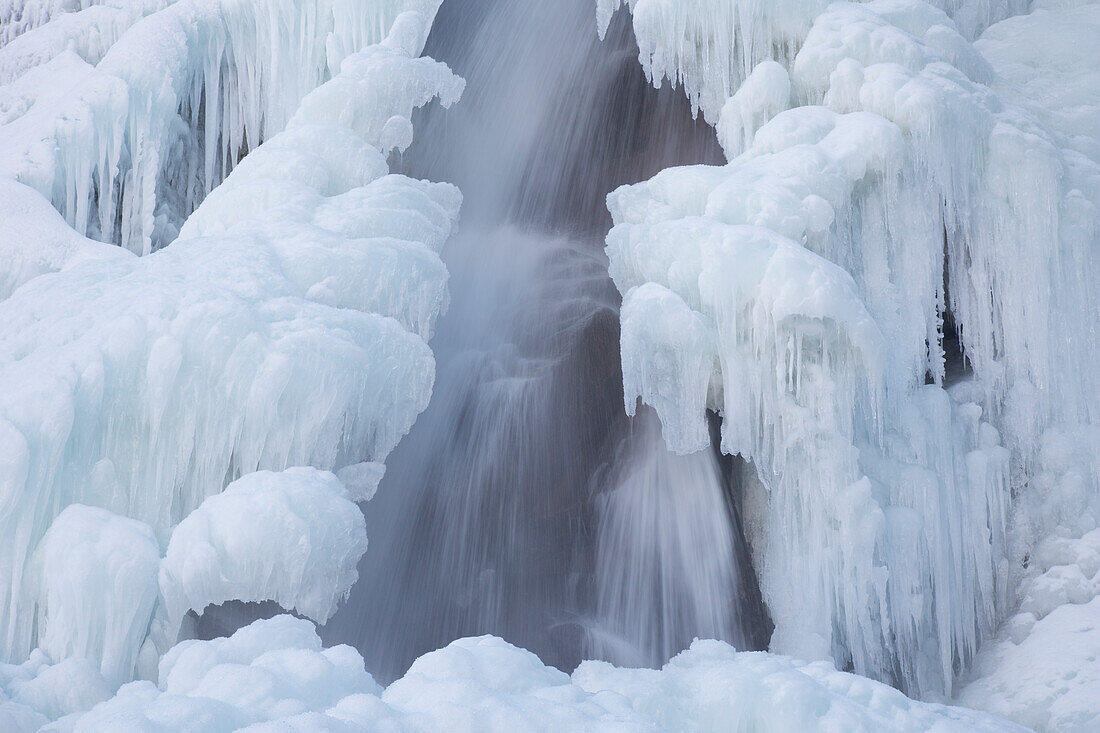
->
0;0;446;253
27;505;160;688
0;177;130;300
157;468;368;650
0;0;461;700
597;0;1026;124
605;0;1100;706
0;0;1097;729
0;1;174;85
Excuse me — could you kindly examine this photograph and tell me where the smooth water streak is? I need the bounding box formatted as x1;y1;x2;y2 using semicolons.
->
323;0;770;681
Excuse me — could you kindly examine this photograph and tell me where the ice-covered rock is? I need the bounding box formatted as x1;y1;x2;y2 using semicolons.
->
157;468;368;648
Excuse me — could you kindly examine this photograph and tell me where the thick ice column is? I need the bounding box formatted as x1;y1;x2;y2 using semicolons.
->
27;505;160;688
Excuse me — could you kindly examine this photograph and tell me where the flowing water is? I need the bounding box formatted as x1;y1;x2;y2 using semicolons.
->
322;0;771;681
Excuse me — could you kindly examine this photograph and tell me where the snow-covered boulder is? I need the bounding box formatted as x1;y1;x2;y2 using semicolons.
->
158;468;368;647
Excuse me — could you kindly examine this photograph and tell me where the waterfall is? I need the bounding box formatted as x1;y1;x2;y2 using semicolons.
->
322;0;769;680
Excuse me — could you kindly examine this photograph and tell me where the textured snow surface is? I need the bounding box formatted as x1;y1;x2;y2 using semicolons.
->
606;0;1100;708
0;616;1021;732
0;177;130;300
0;2;460;699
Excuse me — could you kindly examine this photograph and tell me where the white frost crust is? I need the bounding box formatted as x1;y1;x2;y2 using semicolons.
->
0;6;461;673
46;618;1022;732
0;0;444;254
157;468;368;649
604;0;1100;700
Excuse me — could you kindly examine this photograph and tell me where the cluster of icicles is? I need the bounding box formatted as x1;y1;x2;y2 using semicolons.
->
604;0;1099;699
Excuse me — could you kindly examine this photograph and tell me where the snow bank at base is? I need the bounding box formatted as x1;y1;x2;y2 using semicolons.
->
956;424;1100;729
0;4;461;678
603;0;1099;701
3;616;1020;733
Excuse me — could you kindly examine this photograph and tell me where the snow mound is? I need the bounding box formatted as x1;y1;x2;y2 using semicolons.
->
51;619;1021;732
2;655;112;726
573;640;1026;732
70;615;379;733
158;468;368;647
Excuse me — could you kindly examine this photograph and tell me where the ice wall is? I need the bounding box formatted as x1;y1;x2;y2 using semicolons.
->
0;0;443;254
603;0;1100;699
0;4;462;679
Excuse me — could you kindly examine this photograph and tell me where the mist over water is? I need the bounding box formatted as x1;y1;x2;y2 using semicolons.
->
323;0;770;681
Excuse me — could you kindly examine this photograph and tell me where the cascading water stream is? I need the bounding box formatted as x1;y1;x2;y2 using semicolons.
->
322;0;771;681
